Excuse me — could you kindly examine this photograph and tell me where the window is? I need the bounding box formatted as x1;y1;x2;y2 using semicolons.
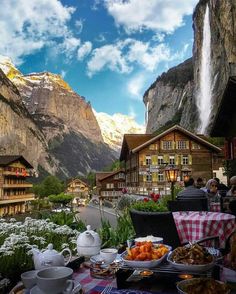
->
158;172;164;182
192;142;200;149
169;155;175;165
146;155;151;165
162;141;172;150
158;156;164;165
146;174;152;182
149;144;158;150
106;183;114;189
182;155;189;165
118;182;125;188
177;141;187;149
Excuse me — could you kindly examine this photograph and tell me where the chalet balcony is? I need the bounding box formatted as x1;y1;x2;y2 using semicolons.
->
3;170;30;176
3;183;33;188
0;194;35;203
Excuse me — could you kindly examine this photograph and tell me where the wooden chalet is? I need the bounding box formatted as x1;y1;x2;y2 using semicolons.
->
96;169;126;202
0;155;34;216
120;125;224;195
66;178;89;197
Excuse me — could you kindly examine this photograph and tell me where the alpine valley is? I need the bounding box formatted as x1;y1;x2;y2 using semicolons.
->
0;56;144;179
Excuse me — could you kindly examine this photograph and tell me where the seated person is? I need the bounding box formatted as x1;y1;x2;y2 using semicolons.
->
201;179;221;204
213;177;229;197
177;177;207;199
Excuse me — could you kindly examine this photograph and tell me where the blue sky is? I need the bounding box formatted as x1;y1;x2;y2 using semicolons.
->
0;0;198;125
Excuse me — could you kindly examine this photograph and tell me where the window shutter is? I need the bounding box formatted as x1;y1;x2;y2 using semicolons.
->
143;175;146;182
172;141;175;149
152;172;157;182
186;141;189;149
160;141;163;149
176;141;179;149
175;154;179;165
163;154;169;163
188;155;192;165
151;155;157;165
180;155;183;165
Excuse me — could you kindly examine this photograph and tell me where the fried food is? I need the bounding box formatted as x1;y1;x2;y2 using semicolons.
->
180;278;230;294
171;244;213;265
124;241;169;261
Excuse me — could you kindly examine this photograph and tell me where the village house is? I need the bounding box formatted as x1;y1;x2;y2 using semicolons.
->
0;155;35;216
120;125;225;195
66;178;89;205
96;169;126;202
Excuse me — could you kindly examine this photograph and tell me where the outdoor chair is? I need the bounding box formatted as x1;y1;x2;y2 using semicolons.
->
129;210;218;249
229;200;236;216
167;198;208;212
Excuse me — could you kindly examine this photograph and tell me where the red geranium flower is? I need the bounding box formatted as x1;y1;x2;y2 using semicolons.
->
143;198;149;202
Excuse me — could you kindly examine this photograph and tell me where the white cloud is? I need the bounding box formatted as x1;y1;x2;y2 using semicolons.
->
77;42;93;60
61;70;66;78
127;74;146;100
87;44;132;77
152;33;165;42
87;39;173;76
104;0;198;33
0;0;76;64
75;19;84;34
128;106;137;119
95;33;107;43
59;37;81;59
127;41;171;71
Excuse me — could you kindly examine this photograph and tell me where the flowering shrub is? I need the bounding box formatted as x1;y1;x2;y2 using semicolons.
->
0;217;80;287
130;195;169;212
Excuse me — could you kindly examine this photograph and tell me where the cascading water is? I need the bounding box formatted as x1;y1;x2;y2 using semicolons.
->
197;4;212;134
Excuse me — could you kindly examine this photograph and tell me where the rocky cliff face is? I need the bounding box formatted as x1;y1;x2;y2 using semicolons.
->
144;58;197;134
144;0;236;135
0;69;58;174
0;57;116;178
193;0;236;134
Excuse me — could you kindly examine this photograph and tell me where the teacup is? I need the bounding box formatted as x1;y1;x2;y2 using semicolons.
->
100;248;118;264
36;266;74;294
21;270;38;289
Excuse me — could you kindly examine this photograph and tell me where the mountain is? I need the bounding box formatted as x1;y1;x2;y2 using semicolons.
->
0;56;116;178
94;111;145;152
144;58;196;134
144;0;236;135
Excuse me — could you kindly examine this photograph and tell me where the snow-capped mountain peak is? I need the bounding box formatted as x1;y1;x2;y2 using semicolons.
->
94;110;145;151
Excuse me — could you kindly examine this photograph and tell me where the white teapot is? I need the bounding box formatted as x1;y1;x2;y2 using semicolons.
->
77;225;101;256
32;243;72;270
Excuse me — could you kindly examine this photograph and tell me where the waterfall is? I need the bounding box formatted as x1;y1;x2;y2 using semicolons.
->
197;4;212;134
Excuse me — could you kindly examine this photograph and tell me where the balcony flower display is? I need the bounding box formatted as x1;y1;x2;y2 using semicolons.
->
130;195;169;213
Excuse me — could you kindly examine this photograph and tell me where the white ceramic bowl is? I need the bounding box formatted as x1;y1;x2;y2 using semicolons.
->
134;236;163;244
167;251;215;272
121;245;171;268
176;278;230;294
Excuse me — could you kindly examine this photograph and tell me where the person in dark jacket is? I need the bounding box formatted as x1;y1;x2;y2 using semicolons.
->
177;177;207;199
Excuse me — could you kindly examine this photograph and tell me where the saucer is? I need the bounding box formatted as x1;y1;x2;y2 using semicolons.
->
90;253;121;265
30;282;82;294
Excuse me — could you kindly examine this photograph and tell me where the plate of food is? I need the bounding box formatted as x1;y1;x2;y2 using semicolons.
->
167;243;215;272
134;235;163;244
121;241;171;268
176;277;230;294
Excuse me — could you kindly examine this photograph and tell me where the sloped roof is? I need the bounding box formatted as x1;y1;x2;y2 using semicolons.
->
68;178;88;187
120;134;154;161
132;125;222;153
0;155;33;168
98;169;125;182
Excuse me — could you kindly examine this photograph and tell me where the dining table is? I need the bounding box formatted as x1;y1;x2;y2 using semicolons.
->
173;211;236;248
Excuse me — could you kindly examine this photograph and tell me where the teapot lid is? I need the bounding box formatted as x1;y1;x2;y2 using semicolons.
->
43;244;59;256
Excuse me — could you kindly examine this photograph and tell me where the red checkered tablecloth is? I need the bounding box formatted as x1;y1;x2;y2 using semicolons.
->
173;211;236;247
73;265;117;293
